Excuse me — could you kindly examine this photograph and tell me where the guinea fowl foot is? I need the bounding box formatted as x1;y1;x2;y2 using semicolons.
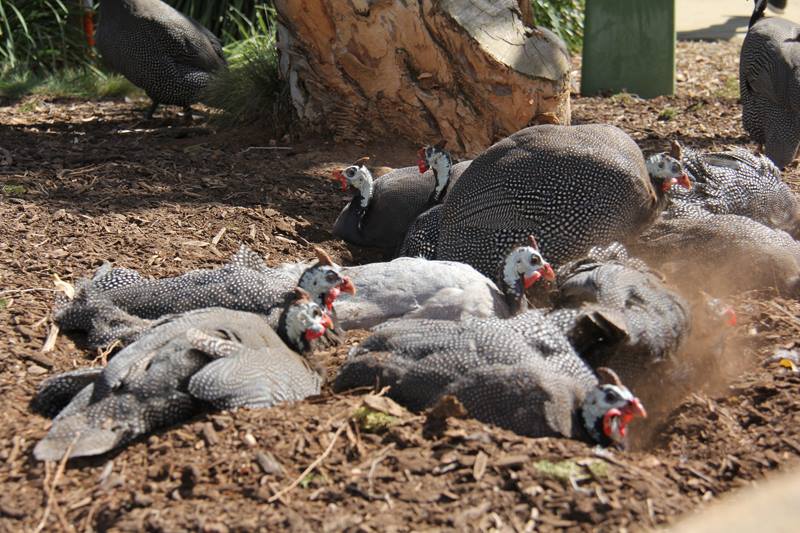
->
144;101;159;120
182;105;194;123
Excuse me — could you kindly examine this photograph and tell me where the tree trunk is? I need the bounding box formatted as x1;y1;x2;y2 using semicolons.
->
274;0;572;157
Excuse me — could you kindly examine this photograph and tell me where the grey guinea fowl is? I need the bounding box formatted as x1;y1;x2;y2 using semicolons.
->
670;141;800;235
434;124;691;279
740;0;800;168
330;146;467;256
33;292;328;461
278;235;555;329
54;245;355;350
333;312;646;447
635;212;800;297
96;0;227;119
544;242;691;389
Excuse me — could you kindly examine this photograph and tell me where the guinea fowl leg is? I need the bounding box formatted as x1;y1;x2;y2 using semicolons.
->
145;100;159;120
183;105;194;123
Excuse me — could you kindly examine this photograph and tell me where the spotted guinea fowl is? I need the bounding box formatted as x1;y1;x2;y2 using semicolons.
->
55;245;354;349
544;243;691;389
740;0;800;168
278;235;555;329
434;125;692;278
331;146;463;255
32;290;328;461
334;311;646;447
634;212;800;297
95;0;227;119
670;141;800;235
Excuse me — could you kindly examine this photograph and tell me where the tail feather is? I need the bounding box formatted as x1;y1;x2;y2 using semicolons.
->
30;368;102;418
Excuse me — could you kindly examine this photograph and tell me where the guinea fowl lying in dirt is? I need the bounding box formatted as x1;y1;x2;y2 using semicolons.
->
278;236;555;329
331;145;469;256
671;141;800;235
334;309;646;447
635;212;800;297
431;125;692;278
55;245;354;349
32;290;329;461
543;243;691;390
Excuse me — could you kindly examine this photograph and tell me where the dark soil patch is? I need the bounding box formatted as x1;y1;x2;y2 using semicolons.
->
1;41;799;531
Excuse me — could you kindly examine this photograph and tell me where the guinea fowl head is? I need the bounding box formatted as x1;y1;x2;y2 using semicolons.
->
582;367;647;447
298;247;356;312
646;151;692;195
499;235;556;315
699;291;737;327
282;288;335;354
417;141;452;201
332;157;372;193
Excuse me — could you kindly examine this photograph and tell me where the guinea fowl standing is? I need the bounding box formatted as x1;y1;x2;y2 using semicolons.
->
671;141;800;235
55;246;354;349
334;309;646;447
331;145;459;255
33;290;329;461
95;0;227;119
434;125;692;278
544;243;691;390
277;235;555;329
740;0;800;168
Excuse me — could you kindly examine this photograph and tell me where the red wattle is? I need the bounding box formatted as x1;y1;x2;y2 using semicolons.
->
523;271;542;289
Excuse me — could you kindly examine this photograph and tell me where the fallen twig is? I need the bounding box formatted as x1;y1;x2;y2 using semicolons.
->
35;435;79;533
268;423;346;503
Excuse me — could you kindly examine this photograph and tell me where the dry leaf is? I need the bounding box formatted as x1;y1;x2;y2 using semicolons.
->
53;274;75;299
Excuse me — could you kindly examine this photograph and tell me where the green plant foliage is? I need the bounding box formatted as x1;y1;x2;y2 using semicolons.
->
202;3;289;129
532;459;608;482
531;0;585;53
0;68;141;102
0;0;95;72
2;183;26;195
351;406;399;433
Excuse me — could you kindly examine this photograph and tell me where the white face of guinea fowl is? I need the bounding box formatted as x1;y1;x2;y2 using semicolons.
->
645;153;693;192
417;146;452;199
285;300;334;348
332;165;374;208
582;384;647;444
502;245;556;294
299;265;356;311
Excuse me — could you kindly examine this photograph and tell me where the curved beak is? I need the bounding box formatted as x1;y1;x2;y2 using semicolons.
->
621;397;647;422
417;148;429;174
339;276;356;295
540;263;556;282
676;174;692;190
331;169;348;191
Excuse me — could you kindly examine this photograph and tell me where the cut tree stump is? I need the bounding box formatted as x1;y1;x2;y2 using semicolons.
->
274;0;572;156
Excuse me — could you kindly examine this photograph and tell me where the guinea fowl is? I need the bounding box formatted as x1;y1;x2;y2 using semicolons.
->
95;0;227;119
32;290;329;461
434;125;692;278
55;245;354;349
277;235;555;329
333;310;646;447
634;212;800;297
671;141;800;235
543;243;691;389
331;146;460;255
740;0;800;168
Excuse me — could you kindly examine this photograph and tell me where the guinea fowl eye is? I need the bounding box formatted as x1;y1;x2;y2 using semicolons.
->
604;390;620;404
325;271;338;282
346;168;356;178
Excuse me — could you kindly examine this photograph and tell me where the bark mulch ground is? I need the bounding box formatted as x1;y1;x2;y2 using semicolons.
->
1;41;799;532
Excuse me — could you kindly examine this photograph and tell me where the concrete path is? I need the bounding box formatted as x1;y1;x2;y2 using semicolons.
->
677;0;800;40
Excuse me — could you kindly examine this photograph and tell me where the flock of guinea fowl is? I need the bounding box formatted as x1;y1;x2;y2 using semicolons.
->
28;0;800;461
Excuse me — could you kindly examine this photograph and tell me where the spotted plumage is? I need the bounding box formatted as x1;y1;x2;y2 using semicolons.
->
334;313;645;446
544;243;691;389
331;149;468;255
54;245;354;349
33;297;327;462
434;124;690;278
740;1;800;168
670;143;800;235
96;0;227;118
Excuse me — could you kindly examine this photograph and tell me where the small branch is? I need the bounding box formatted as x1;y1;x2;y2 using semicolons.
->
240;146;294;154
0;288;59;295
268;423;346;503
35;435;79;533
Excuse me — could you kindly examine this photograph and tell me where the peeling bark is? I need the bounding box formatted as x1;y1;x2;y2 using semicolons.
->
274;0;571;156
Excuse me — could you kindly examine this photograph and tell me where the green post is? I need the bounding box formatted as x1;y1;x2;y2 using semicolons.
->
580;0;675;98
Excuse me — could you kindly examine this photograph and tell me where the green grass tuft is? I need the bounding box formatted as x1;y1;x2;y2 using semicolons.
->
1;67;142;102
0;298;7;310
532;459;608;482
658;107;677;121
2;183;26;195
714;76;739;100
352;406;399;433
